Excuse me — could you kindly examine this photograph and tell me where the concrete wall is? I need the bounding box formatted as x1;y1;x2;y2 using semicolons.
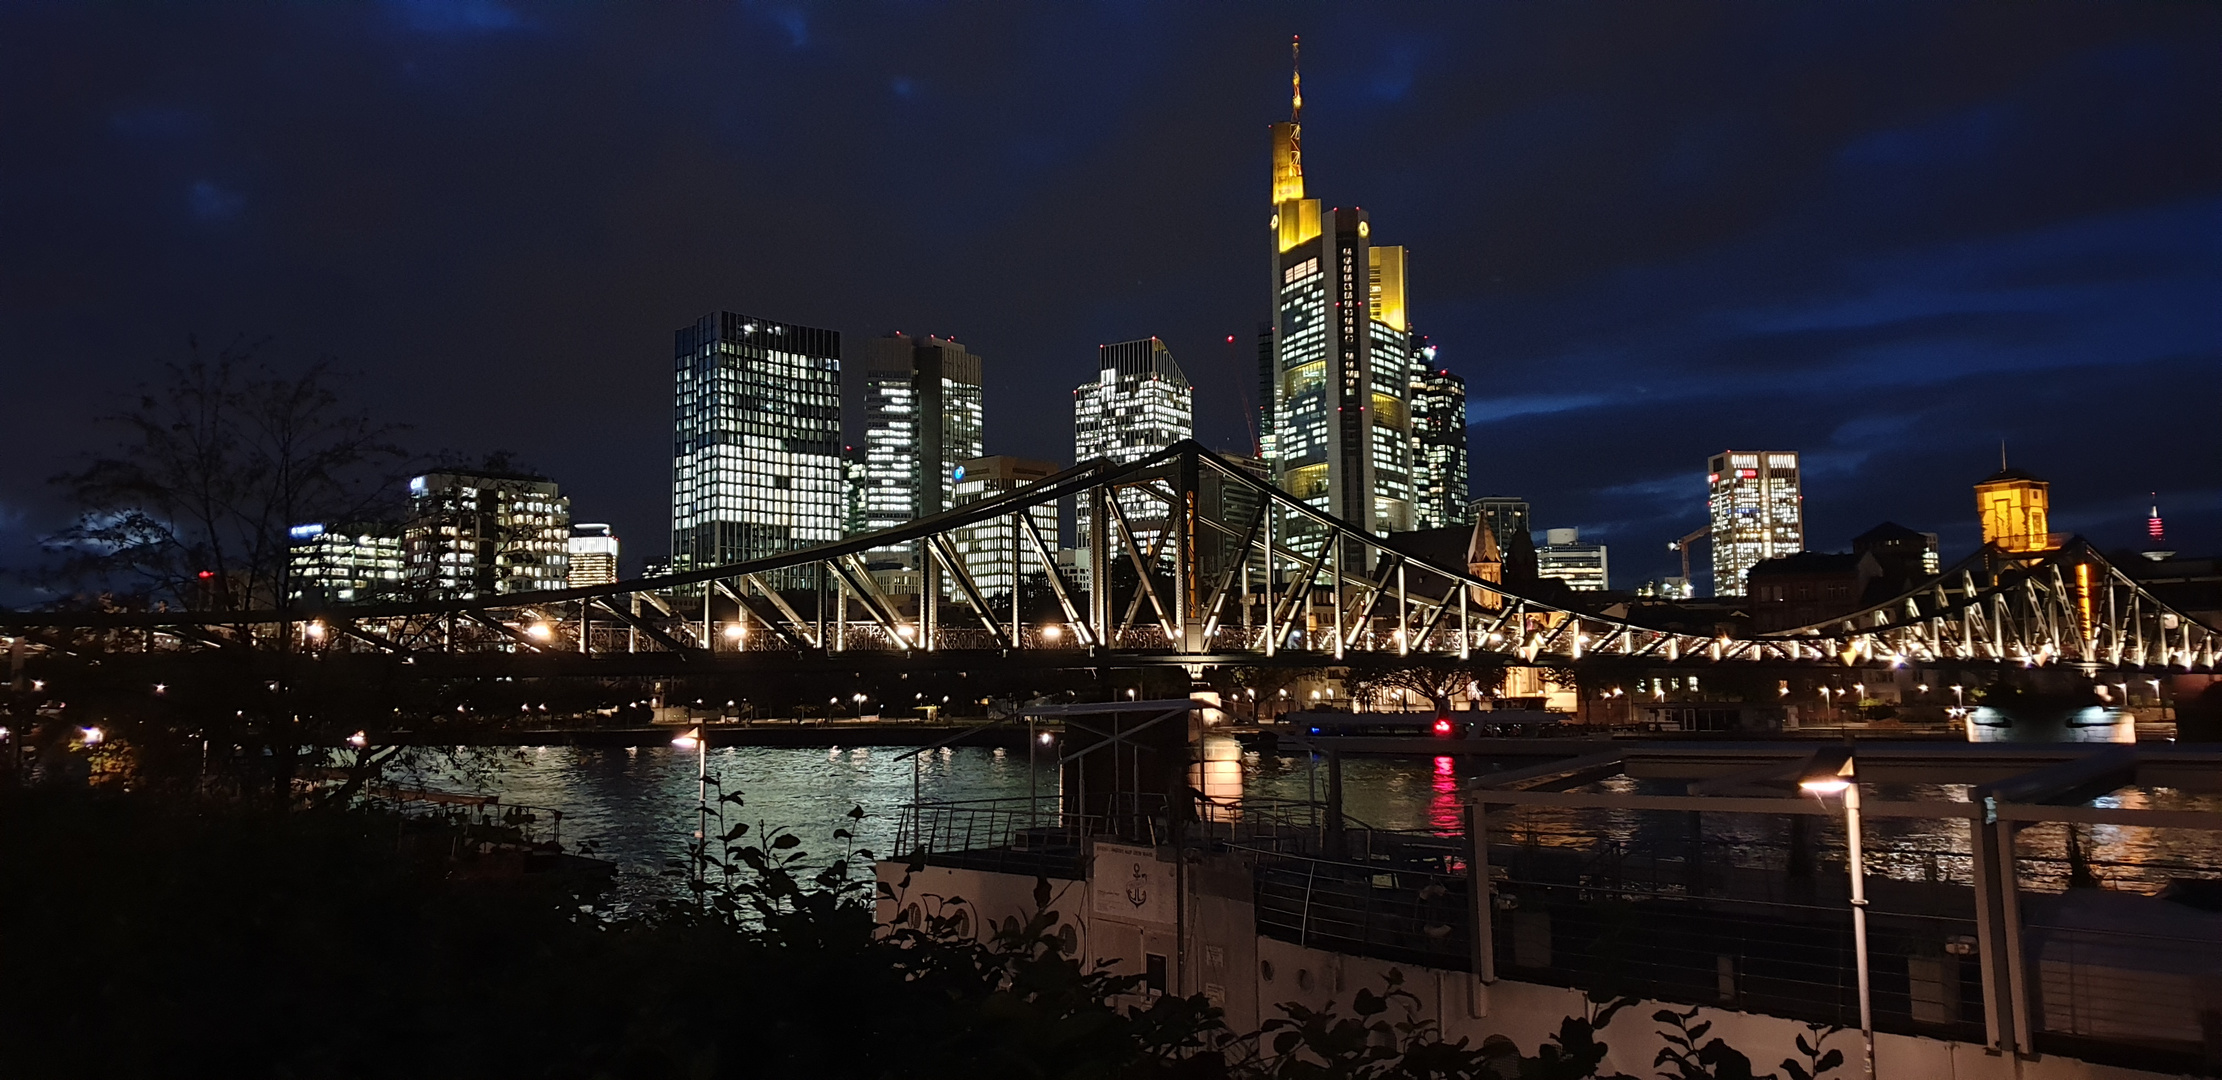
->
1256;937;2190;1080
881;860;2187;1079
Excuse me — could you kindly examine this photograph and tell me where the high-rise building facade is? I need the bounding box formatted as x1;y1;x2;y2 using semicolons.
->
1073;337;1193;551
840;444;870;538
1707;450;1803;596
1410;351;1468;529
949;456;1061;600
1468;497;1531;554
670;313;843;575
287;522;405;604
404;471;571;599
862;333;986;539
1537;527;1609;591
1262;44;1417;535
566;524;620;588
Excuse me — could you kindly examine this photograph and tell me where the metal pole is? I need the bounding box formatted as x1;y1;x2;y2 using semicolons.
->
1332;535;1345;660
1028;714;1038;827
695;728;709;894
1263;504;1276;656
1845;774;1874;1080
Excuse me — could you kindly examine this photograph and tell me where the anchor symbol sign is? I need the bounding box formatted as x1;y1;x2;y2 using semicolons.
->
1125;862;1150;909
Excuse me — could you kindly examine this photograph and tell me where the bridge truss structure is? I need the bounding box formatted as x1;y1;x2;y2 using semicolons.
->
2;443;2213;675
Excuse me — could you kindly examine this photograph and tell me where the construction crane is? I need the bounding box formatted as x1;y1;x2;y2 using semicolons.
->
1669;527;1710;594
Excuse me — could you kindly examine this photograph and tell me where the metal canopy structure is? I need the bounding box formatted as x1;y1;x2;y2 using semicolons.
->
4;442;2214;675
1459;742;2222;1063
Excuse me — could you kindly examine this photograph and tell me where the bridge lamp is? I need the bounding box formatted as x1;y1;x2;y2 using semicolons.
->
348;730;368;748
304;621;326;640
1042;624;1063;640
1798;746;1872;1079
722;623;745;641
526;622;554;641
896;625;915;639
153;683;166;695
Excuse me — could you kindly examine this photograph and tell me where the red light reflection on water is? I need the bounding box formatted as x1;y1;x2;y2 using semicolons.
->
1429;754;1462;834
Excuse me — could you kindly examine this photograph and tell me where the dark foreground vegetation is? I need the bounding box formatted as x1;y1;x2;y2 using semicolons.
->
0;790;1847;1080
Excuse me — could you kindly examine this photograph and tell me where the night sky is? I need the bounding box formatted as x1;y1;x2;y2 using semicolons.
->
3;2;2217;598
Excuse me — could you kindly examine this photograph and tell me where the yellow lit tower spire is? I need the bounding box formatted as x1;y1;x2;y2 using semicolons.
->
1263;36;1420;537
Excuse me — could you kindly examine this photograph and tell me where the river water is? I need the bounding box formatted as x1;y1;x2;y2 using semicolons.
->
433;740;2222;905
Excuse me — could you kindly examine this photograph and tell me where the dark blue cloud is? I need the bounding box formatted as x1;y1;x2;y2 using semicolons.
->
0;2;2214;597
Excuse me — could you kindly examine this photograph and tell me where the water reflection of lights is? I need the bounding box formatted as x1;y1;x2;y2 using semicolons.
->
1194;736;1245;811
1428;755;1462;834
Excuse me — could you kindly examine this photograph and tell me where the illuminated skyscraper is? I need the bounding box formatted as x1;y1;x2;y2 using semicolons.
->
862;333;986;538
1410;350;1468;529
1073;337;1192;551
949;456;1061;600
1707;450;1803;596
404;470;570;599
1974;464;2052;553
287;522;405;604
566;524;619;588
1263;39;1416;535
670;313;842;576
1537;527;1609;591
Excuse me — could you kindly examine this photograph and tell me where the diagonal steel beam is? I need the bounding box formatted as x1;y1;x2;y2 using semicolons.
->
459;609;550;653
1018;514;1092;646
928;535;1011;649
330;619;415;656
1106;493;1177;641
594;597;700;656
714;578;807;651
741;573;821;650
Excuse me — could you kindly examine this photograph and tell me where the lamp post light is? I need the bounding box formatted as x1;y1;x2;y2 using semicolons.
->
1800;747;1873;1080
672;725;708;889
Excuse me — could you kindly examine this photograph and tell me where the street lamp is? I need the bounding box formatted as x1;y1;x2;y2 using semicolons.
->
1800;746;1873;1080
722;622;745;643
672;725;708;889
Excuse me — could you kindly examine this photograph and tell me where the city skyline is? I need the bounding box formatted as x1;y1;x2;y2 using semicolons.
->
1;7;2215;600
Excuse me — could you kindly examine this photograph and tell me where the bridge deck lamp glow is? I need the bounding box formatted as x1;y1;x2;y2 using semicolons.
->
722;623;744;641
304;621;325;640
1042;624;1062;640
526;622;554;641
1799;746;1873;1080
